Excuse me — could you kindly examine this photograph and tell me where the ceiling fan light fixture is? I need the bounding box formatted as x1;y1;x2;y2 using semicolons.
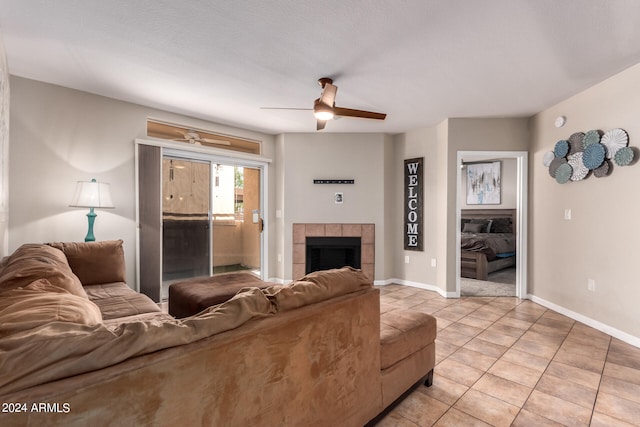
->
313;99;334;121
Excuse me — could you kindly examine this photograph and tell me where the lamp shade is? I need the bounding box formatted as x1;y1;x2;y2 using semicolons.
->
70;180;114;209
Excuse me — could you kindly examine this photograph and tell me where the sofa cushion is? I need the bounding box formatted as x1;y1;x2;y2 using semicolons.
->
0;244;87;299
47;240;126;286
84;282;162;320
380;308;437;370
262;267;373;312
0;279;102;335
0;287;275;395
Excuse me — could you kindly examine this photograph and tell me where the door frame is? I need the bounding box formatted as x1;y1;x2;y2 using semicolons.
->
455;150;528;299
135;138;271;297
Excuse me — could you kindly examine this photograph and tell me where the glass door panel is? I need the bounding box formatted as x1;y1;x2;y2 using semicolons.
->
211;164;261;277
162;157;211;294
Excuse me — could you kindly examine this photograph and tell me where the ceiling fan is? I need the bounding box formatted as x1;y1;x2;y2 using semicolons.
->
263;77;387;130
174;130;231;146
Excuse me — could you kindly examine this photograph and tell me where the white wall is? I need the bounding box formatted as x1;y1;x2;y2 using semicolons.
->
9;76;276;288
529;62;640;341
276;133;389;281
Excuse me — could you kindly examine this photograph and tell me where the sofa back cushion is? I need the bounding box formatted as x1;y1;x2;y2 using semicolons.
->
0;244;87;298
0;279;103;335
47;240;126;286
262;266;373;312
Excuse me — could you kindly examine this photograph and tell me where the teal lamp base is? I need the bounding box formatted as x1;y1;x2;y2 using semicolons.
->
85;208;97;242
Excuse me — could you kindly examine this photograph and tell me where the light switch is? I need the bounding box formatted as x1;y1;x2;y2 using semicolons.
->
564;209;572;220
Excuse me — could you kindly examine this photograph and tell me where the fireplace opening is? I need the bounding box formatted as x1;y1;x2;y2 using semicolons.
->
305;237;362;274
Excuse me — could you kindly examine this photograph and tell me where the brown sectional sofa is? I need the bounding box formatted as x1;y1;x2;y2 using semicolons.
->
0;241;436;426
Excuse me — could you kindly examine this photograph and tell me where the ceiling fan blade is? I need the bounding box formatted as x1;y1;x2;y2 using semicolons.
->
317;119;327;131
319;82;337;107
333;106;386;120
201;138;231;146
260;107;312;111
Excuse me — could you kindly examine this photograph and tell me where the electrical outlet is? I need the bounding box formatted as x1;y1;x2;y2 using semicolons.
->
404;256;410;264
277;254;282;263
587;279;595;292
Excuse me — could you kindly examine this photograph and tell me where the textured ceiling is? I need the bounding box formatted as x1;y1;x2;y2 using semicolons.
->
2;0;640;134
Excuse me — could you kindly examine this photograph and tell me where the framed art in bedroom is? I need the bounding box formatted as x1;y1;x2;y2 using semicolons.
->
466;161;501;205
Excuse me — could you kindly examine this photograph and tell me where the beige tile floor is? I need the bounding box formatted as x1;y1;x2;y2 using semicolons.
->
375;284;640;427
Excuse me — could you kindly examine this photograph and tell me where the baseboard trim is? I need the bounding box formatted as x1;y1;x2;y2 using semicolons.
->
375;279;456;298
528;294;640;349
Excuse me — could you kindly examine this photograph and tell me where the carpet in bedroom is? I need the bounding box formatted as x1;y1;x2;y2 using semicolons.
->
460;267;516;297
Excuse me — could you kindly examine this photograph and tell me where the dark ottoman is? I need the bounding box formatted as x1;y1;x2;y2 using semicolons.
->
169;272;276;318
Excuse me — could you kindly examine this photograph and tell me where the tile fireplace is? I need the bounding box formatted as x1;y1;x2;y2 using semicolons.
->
292;223;374;280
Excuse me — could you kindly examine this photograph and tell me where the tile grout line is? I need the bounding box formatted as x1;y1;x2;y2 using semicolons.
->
431;296;537;426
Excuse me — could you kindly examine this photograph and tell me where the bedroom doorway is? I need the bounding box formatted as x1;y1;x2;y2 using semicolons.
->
455;151;528;299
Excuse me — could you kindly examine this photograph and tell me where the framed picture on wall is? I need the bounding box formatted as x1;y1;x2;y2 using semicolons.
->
466;161;501;205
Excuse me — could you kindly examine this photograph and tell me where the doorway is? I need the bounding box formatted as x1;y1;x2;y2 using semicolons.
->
455;151;528;299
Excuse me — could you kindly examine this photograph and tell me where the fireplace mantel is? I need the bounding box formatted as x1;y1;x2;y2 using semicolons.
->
292;223;374;280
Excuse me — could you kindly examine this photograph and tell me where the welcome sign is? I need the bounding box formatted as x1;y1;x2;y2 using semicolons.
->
404;157;423;251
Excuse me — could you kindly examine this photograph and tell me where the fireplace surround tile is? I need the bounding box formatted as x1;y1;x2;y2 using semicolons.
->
325;223;343;237
292;223;375;280
342;223;362;237
305;223;326;236
292;224;306;244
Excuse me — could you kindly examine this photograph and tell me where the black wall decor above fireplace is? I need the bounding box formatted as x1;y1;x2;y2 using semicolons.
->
305;237;361;274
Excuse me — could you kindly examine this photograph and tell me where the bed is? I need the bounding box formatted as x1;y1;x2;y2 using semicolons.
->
460;209;516;281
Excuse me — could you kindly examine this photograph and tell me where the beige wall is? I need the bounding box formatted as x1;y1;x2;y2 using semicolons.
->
9;76;276;288
392;125;442;289
529;62;640;340
393;118;529;294
276;133;390;281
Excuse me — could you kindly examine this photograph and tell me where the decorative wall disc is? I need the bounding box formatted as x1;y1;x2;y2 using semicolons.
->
549;157;567;177
543;151;555;167
568;152;589;181
569;132;585;154
582;142;605;170
593;160;610;177
555;163;573;184
554;140;570;158
601;128;628;159
582;130;602;148
546;127;633;183
614;146;634;166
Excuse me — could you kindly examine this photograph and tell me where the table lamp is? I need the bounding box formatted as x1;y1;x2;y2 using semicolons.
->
70;178;114;242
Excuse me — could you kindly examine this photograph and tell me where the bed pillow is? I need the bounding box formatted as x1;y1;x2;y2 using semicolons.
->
462;222;484;233
490;218;513;233
461;218;490;233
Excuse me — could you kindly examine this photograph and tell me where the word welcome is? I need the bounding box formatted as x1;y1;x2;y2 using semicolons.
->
404;158;423;251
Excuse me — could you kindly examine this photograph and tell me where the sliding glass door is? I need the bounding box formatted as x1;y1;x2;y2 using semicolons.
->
211;164;262;276
137;141;267;302
159;154;263;299
162;157;211;283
